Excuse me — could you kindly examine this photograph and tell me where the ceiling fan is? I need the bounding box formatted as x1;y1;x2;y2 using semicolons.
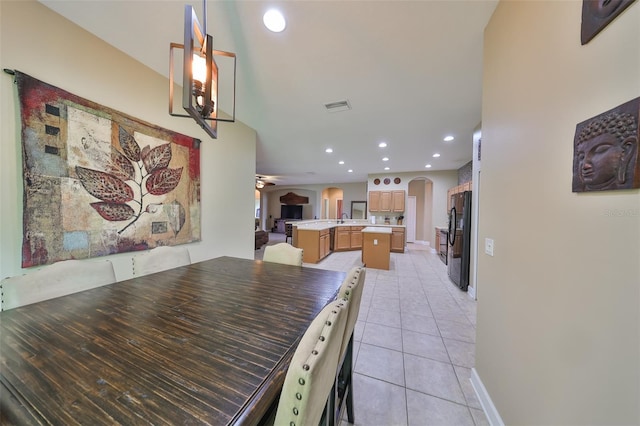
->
255;176;275;189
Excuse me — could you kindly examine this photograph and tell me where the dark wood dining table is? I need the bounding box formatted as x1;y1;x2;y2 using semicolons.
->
0;256;346;425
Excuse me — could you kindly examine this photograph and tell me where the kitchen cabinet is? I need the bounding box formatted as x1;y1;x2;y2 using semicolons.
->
350;226;364;249
335;228;351;251
391;227;405;253
435;227;448;264
369;190;405;212
334;226;365;251
368;191;380;212
296;228;332;263
392;191;405;212
320;229;330;260
379;191;392;211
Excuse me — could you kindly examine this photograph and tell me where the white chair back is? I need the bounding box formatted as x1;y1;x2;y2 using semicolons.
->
274;298;349;425
1;259;116;311
263;243;303;266
132;246;191;276
334;266;366;424
338;266;366;356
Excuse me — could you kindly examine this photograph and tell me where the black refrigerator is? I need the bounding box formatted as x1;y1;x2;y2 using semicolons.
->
447;191;471;291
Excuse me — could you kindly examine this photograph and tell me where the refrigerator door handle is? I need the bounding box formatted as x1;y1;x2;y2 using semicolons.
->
448;207;456;246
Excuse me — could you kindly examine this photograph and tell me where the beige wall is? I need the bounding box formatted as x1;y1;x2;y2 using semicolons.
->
0;1;257;282
477;1;640;424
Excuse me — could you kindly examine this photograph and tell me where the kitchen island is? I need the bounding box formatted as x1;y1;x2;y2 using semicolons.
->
362;226;392;270
291;220;405;264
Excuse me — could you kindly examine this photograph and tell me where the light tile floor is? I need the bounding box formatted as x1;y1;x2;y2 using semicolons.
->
256;233;488;426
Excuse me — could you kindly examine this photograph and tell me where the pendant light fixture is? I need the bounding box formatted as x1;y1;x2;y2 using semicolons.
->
169;0;236;139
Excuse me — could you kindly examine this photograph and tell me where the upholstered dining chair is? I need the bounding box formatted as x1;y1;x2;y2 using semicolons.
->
273;298;349;426
263;242;303;266
334;266;367;425
132;246;191;277
0;259;116;311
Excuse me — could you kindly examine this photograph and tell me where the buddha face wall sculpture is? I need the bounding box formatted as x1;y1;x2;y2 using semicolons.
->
581;0;637;45
572;97;640;192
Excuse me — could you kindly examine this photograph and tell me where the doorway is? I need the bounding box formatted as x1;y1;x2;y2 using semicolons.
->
407;178;433;247
406;196;416;243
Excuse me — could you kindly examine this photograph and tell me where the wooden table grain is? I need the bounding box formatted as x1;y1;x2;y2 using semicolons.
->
0;256;346;425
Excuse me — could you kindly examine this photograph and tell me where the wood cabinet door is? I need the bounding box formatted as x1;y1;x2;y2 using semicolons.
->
392;190;405;212
350;228;363;249
380;191;392;211
369;191;381;211
321;234;330;258
391;228;405;252
335;229;351;250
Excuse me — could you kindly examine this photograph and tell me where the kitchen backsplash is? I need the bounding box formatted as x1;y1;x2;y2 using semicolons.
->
370;214;403;225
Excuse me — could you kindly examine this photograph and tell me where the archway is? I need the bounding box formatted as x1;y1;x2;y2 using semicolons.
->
321;187;344;220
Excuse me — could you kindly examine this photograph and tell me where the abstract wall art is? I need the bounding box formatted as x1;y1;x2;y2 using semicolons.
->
572;96;640;192
14;71;201;268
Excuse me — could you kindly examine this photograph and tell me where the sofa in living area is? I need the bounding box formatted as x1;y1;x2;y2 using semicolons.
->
255;230;269;250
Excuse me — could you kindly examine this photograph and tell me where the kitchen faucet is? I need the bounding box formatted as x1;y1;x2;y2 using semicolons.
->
340;213;349;224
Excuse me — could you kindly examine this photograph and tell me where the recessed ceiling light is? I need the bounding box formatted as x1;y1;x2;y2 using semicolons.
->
378;142;387;148
348;169;353;173
425;164;432;168
432;153;440;158
384;167;390;171
338;160;345;165
325;148;333;153
444;135;454;142
263;9;286;32
382;157;389;162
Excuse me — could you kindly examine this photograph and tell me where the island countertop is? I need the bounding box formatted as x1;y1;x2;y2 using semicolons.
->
292;220;405;231
362;226;392;234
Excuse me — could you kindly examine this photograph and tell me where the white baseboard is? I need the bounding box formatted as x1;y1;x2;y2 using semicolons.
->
467;285;476;300
470;368;504;426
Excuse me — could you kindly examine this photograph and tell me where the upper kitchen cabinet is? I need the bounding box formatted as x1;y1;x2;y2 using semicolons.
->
368;191;381;212
391;190;405;212
369;190;405;212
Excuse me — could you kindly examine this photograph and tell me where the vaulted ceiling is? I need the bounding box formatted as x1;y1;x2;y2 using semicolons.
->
41;0;498;186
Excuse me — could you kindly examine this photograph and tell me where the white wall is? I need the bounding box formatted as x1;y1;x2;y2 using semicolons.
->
0;1;256;282
476;1;640;424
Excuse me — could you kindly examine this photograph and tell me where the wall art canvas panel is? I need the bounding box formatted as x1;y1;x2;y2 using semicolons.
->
572;96;640;192
15;71;201;268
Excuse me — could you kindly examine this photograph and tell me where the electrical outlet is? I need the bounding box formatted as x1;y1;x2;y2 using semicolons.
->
374;239;378;245
484;238;494;256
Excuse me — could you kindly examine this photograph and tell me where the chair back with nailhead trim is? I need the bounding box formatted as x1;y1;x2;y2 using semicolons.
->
337;267;366;358
333;266;366;424
273;298;349;425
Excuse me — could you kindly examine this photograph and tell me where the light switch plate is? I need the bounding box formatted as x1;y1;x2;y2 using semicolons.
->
374;239;378;245
485;238;494;256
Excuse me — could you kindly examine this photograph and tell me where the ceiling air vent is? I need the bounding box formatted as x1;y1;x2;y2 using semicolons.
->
324;99;351;113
